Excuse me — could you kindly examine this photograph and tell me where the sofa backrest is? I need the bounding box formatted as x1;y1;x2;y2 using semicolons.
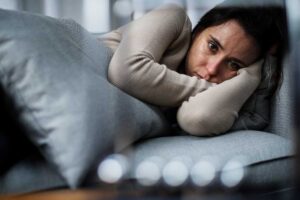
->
267;58;295;140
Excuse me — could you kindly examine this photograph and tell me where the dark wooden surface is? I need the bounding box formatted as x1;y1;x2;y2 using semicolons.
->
1;186;298;200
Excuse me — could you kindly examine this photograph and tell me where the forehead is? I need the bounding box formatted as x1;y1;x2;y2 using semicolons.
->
199;20;260;63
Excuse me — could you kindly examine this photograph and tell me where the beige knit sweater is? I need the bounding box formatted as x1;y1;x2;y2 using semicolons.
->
98;4;262;136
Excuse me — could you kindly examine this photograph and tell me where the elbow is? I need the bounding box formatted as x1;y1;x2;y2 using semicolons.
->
107;57;131;91
107;53;149;91
177;107;233;137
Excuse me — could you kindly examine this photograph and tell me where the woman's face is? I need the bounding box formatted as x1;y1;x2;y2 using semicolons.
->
185;20;260;84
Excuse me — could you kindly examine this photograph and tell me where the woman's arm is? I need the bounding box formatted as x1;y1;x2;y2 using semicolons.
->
177;60;263;136
107;4;214;107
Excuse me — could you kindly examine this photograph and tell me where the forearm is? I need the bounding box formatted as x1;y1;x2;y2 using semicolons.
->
109;54;214;106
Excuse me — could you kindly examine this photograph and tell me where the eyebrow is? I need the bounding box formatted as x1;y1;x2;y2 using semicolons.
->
209;35;247;67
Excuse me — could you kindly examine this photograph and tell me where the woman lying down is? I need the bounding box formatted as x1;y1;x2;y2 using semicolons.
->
98;0;286;136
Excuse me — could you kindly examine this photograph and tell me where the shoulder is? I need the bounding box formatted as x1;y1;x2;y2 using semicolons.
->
156;3;187;16
141;3;191;35
155;4;190;24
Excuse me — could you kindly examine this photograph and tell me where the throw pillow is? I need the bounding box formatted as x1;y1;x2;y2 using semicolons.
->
0;9;167;188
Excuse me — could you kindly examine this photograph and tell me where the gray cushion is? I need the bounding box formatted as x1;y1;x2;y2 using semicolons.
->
128;131;294;176
0;9;168;188
0;85;35;174
0;154;66;195
244;157;295;187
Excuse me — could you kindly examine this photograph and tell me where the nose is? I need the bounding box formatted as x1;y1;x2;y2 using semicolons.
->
206;58;223;76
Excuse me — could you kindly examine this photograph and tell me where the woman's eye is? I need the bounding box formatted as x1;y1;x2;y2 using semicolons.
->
228;61;241;70
208;41;218;53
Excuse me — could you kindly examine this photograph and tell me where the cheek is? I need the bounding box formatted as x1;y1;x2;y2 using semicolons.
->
193;54;207;67
186;54;207;75
188;38;209;62
223;70;238;80
195;41;210;57
185;40;210;75
188;47;208;67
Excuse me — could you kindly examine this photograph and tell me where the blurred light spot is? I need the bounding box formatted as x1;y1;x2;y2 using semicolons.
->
220;156;247;187
98;154;128;183
162;159;188;187
136;160;160;186
135;156;164;186
190;160;216;186
113;0;133;18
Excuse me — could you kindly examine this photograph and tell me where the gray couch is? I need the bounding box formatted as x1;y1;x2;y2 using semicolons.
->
0;6;296;195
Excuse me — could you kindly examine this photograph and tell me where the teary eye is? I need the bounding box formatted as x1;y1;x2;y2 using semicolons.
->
227;60;242;71
208;41;218;53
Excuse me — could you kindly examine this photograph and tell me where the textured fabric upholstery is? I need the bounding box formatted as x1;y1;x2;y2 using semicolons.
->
0;154;65;195
267;58;295;139
244;157;295;187
0;3;296;194
128;131;294;177
0;9;168;188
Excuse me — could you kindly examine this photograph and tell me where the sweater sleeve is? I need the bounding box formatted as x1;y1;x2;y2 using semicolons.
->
107;4;214;107
177;60;263;136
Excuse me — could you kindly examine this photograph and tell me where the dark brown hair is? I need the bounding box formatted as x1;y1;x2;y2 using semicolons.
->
192;1;287;59
189;0;288;93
